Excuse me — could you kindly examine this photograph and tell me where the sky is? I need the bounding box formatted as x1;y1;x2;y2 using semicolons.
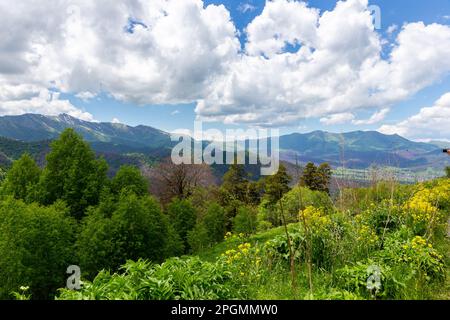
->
1;0;450;141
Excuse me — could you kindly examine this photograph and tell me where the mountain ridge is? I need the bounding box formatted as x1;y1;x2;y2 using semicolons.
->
0;113;447;172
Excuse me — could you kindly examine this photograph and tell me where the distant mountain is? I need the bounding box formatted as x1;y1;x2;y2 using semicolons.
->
428;140;450;149
0;114;447;174
276;131;446;170
0;113;172;149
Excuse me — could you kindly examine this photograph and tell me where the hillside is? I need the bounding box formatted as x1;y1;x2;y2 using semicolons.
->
278;131;446;170
0;113;172;149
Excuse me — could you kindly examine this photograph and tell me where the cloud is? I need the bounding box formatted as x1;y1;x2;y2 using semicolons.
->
0;85;94;121
386;24;398;35
238;3;257;14
171;110;180;115
75;91;97;102
352;108;390;125
1;0;450;128
112;118;121;124
197;0;450;127
320;113;355;125
0;0;239;117
379;93;450;140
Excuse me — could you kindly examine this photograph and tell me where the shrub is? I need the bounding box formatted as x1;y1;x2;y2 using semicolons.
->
232;206;257;235
278;186;333;224
0;198;76;299
77;193;170;278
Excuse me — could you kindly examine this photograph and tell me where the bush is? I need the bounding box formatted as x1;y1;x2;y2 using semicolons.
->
232;206;257;235
77;193;170;278
277;186;333;225
0;198;76;299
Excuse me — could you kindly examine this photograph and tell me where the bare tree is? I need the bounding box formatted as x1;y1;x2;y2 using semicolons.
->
147;158;216;205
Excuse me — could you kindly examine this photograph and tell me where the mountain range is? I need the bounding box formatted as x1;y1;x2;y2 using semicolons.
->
0;113;448;177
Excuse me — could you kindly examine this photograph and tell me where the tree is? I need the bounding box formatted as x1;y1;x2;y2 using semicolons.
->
77;193;170;278
246;180;264;206
300;162;319;190
264;164;292;204
111;165;148;197
300;162;332;194
38;129;108;219
446;166;450;178
150;159;215;205
202;202;226;244
0;198;76;299
0;154;41;202
220;164;248;203
317;163;332;194
232;206;257;235
167;198;197;251
187;222;210;253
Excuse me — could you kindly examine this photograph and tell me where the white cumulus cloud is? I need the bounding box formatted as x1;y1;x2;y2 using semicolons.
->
379;93;450;140
1;0;450;131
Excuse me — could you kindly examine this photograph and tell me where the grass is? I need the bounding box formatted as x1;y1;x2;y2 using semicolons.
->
198;223;300;262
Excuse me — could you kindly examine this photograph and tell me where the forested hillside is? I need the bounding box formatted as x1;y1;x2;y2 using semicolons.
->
0;129;448;300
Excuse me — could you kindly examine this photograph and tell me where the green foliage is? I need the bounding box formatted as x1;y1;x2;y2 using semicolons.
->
233;206;257;235
220;164;248;203
187;222;210;253
188;202;227;253
111;165;148;196
300;162;332;194
38;129;108;219
1;128;449;301
264;164;291;204
57;257;245;300
167;198;197;251
445;166;450;178
0;198;76;299
77;193;170;278
317;163;332;194
300;163;318;190
274;186;333;225
0;154;41;202
203;202;227;244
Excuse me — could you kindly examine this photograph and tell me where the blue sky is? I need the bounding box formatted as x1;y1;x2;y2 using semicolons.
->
72;0;450;137
2;0;450;140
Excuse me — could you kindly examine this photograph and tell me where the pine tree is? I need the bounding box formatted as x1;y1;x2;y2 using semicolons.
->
220;164;248;202
300;162;319;190
317;163;332;194
264;164;292;204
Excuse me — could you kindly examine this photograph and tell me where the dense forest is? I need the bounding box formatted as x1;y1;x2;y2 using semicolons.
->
0;129;448;300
